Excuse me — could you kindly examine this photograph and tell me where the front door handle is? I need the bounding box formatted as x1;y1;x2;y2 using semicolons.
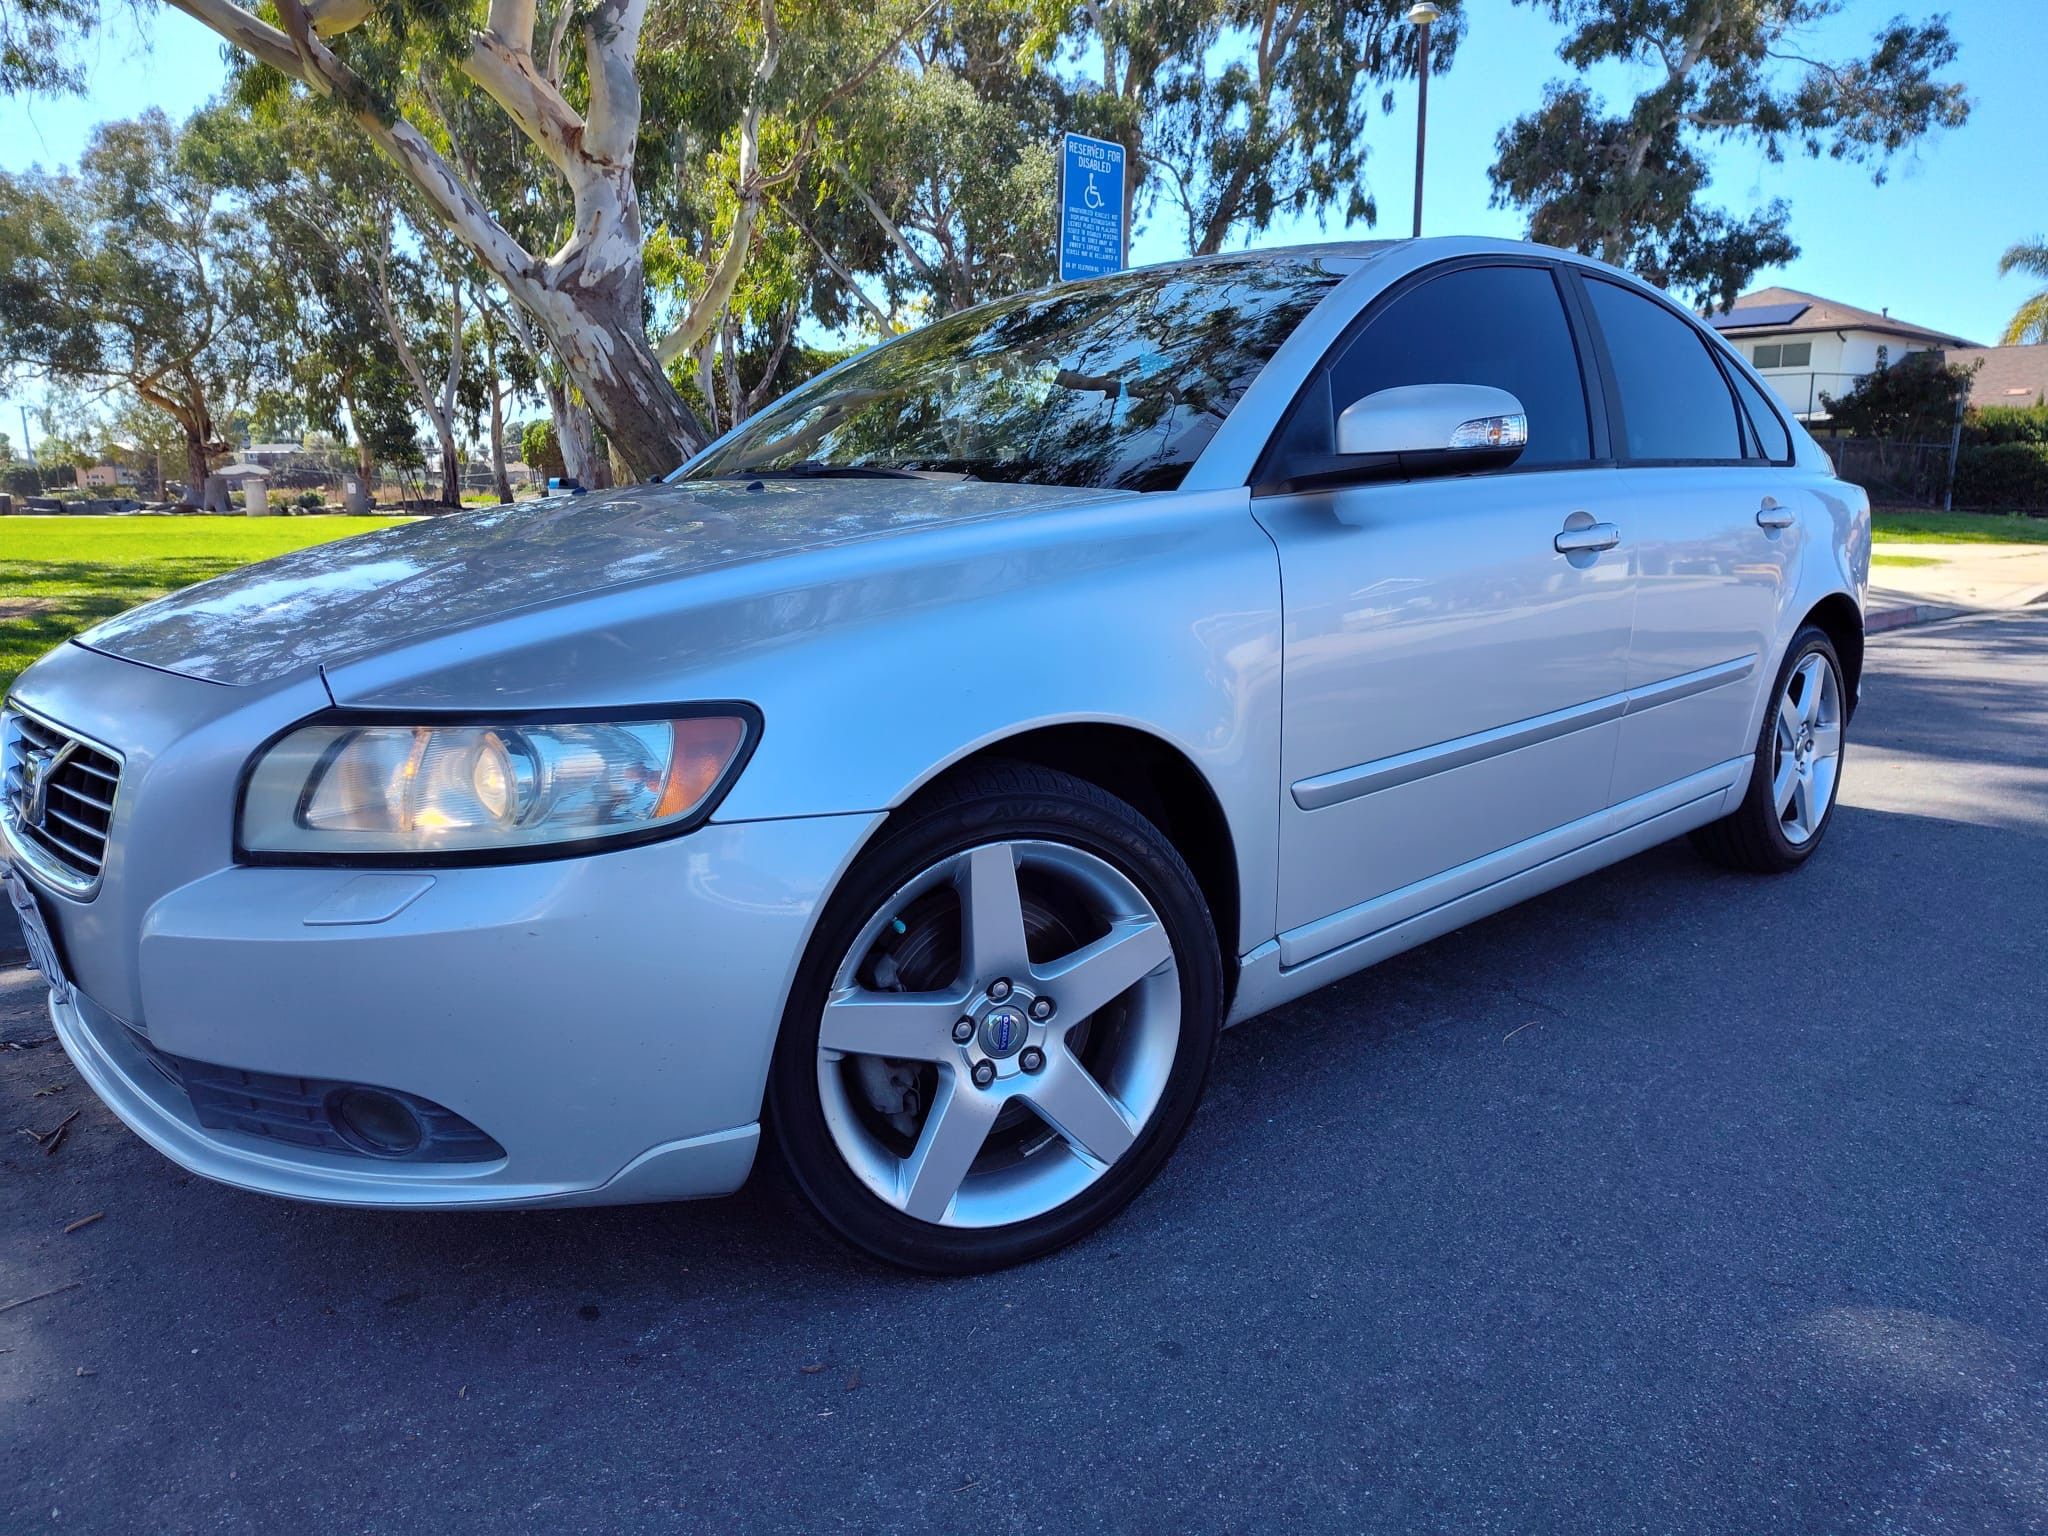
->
1554;518;1621;554
1756;497;1795;529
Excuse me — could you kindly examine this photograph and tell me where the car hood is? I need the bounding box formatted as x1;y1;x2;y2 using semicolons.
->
75;477;1121;687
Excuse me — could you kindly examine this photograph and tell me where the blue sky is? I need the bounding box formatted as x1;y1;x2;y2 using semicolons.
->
3;0;2042;442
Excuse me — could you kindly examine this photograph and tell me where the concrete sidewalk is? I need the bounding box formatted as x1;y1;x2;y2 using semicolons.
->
1867;539;2048;631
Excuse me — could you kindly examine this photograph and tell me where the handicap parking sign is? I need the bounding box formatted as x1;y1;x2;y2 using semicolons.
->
1059;132;1127;282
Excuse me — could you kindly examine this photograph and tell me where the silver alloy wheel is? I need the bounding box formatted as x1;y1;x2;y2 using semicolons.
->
1772;650;1843;845
816;840;1181;1229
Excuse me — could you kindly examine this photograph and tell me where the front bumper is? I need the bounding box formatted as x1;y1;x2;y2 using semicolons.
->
18;814;879;1210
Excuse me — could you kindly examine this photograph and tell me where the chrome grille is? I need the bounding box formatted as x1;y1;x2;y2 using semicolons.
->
3;707;121;896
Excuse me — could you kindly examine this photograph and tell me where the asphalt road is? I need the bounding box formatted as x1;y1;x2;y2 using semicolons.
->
4;610;2046;1534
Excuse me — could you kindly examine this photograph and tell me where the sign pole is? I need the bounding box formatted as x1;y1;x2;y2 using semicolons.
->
1406;3;1442;240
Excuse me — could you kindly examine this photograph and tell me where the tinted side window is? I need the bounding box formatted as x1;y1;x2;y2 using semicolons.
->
1728;366;1792;462
1325;265;1592;467
1585;278;1744;462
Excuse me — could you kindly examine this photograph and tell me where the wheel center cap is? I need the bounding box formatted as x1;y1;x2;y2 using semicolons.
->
978;1006;1028;1059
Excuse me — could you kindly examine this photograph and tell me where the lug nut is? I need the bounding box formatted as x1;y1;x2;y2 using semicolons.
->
952;1017;974;1043
1029;996;1054;1021
971;1060;998;1088
1019;1047;1045;1074
987;978;1012;1002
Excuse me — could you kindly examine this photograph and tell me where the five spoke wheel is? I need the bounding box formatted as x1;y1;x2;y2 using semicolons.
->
1772;650;1842;845
816;839;1181;1229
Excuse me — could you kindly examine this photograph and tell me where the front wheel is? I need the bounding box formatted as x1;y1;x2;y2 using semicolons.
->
766;763;1222;1273
1691;624;1847;872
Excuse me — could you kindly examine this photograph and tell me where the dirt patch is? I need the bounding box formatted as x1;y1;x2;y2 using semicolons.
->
0;598;60;621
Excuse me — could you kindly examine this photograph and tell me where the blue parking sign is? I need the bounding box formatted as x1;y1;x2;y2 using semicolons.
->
1059;132;1126;282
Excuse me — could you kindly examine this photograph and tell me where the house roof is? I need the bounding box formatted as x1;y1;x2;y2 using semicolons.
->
1942;345;2048;409
1705;285;1981;348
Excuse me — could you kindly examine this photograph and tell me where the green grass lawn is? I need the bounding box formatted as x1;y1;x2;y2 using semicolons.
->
1872;509;2048;545
1870;553;1946;569
1;514;415;695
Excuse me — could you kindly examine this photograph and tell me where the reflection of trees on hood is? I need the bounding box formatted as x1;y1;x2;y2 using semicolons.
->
697;256;1340;490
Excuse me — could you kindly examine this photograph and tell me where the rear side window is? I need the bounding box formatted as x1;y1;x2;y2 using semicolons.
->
1323;265;1593;467
1585;278;1744;462
1728;366;1793;462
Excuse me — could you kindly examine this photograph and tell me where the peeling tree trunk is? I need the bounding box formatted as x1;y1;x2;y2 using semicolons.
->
502;298;594;488
180;425;210;508
172;0;710;481
482;323;512;503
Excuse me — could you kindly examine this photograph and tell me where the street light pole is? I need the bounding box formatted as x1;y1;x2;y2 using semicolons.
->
1407;3;1442;240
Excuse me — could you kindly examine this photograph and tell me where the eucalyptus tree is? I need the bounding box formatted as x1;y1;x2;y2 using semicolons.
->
1029;0;1456;256
1490;0;1971;309
159;0;929;480
0;112;257;501
0;0;96;94
462;300;542;500
820;0;1065;317
187;96;479;506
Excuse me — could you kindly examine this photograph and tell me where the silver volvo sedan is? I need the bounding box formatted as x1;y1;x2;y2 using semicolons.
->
2;237;1868;1271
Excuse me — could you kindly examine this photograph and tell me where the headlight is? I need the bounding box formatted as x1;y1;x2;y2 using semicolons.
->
238;712;755;860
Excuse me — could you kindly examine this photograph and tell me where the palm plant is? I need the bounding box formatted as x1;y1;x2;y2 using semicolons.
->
2000;238;2048;345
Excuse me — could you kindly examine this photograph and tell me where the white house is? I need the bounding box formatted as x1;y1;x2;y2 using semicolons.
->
1704;286;1980;422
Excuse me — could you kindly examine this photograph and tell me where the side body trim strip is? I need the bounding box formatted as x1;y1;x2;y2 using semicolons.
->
1290;652;1756;812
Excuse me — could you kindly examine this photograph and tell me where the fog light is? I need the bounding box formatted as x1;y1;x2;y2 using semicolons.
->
331;1088;423;1156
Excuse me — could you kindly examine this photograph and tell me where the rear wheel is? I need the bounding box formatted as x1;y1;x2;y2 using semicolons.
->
1691;625;1846;872
767;763;1222;1272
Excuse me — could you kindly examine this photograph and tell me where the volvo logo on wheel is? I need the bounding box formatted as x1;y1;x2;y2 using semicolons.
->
979;1006;1027;1059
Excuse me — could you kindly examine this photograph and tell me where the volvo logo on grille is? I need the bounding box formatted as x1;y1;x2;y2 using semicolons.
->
10;739;75;831
979;1006;1027;1059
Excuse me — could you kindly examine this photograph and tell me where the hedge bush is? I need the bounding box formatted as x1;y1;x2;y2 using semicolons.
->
1954;442;2048;510
1966;404;2048;447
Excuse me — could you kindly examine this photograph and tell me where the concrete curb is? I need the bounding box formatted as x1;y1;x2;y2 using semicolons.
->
1866;602;1969;635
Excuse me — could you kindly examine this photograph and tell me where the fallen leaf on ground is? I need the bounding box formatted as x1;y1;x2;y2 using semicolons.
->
799;1362;827;1375
844;1369;861;1392
75;1366;95;1378
62;1212;103;1234
40;1110;80;1156
32;1082;67;1097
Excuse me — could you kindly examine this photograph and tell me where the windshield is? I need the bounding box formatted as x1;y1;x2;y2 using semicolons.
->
682;257;1345;492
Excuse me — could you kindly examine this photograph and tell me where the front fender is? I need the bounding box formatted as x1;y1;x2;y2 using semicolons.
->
324;488;1286;956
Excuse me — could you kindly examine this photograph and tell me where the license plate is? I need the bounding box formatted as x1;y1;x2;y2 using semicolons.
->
5;869;73;1006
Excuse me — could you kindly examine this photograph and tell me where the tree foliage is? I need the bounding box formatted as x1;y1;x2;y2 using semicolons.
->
0;0;98;94
1819;352;1976;442
1491;1;1970;309
0;110;258;498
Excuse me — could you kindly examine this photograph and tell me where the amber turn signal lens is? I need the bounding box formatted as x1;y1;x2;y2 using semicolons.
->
656;716;749;818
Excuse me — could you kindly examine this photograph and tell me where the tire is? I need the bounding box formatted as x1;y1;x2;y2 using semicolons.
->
1690;624;1847;873
766;761;1223;1273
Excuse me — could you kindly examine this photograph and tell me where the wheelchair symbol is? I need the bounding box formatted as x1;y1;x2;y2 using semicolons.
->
1083;173;1104;211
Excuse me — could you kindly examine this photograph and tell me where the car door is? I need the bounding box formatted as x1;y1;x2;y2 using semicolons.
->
1573;274;1799;805
1250;261;1635;952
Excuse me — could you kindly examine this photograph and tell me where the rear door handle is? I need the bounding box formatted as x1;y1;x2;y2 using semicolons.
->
1554;519;1621;554
1756;497;1795;529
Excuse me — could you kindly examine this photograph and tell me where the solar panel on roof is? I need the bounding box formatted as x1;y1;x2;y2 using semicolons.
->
1705;302;1809;330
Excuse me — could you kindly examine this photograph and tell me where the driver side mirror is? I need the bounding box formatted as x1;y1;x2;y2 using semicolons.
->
1266;383;1529;494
